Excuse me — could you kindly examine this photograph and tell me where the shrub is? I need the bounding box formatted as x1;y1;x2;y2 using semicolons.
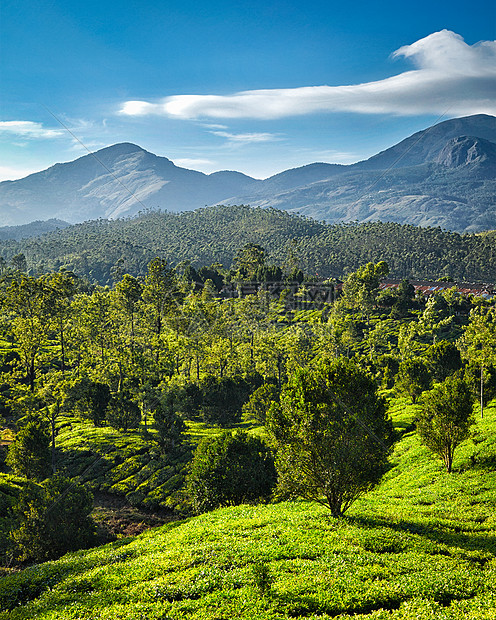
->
10;475;95;562
6;414;51;481
186;430;276;513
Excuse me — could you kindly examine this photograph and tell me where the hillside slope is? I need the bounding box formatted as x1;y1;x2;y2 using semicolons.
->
2;206;496;285
2;402;495;620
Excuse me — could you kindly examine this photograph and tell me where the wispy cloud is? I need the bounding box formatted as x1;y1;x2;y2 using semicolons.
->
209;130;280;143
0;121;64;139
119;31;496;120
173;157;216;168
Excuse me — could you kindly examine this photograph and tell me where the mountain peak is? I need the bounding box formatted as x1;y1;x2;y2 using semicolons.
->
357;114;496;170
435;135;496;172
97;142;145;153
96;142;145;156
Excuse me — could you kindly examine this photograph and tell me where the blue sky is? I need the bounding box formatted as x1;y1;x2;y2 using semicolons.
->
0;0;495;181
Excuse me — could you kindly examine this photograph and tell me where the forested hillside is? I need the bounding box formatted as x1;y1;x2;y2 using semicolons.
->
1;254;496;619
1;206;496;285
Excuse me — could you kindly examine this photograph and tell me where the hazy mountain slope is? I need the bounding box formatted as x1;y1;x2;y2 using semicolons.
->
249;158;496;232
0;218;70;241
0;114;495;230
0;144;259;225
223;116;496;232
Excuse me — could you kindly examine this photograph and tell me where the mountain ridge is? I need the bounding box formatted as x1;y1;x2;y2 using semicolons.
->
0;114;495;231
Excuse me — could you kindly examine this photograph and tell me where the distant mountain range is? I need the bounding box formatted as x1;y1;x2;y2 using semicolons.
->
1;114;495;232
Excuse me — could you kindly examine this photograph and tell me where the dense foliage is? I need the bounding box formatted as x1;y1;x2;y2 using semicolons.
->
187;430;277;513
2;205;496;284
267;358;394;516
1;242;496;574
9;475;95;563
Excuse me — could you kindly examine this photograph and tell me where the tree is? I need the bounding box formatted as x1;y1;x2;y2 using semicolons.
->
107;391;141;432
4;275;52;390
233;243;267;282
199;375;251;426
11;253;27;273
391;279;415;318
142;257;179;336
10;475;95;562
6;414;51;481
341;261;389;323
65;377;111;426
463;361;496;413
266;358;394;517
153;393;186;451
44;270;78;373
187;430;276;513
114;274;142;349
173;383;203;420
396;358;431;403
425;340;462;382
37;371;70;474
242;383;279;424
458;305;496;417
416;375;474;473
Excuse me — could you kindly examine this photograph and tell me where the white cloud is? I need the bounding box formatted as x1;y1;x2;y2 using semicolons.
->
119;31;496;120
173;157;216;168
200;123;229;130
209;130;280;143
0;121;64;139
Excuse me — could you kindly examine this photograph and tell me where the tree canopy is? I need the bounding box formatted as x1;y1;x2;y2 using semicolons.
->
267;357;394;517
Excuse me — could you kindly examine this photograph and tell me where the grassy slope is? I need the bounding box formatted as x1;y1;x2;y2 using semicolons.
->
1;402;496;619
53;417;257;512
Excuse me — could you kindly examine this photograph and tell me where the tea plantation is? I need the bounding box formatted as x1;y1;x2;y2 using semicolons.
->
1;399;495;619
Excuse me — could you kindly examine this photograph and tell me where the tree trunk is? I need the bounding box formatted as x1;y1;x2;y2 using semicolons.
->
60;318;65;374
480;363;484;419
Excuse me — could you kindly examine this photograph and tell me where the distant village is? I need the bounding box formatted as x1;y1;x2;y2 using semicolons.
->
220;279;495;305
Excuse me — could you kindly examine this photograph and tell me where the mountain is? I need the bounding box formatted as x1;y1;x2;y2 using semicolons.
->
0;114;495;231
353;114;496;170
0;218;70;241
0;143;259;226
226;115;496;232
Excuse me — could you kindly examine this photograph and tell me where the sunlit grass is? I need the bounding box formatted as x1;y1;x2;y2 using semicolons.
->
2;397;495;618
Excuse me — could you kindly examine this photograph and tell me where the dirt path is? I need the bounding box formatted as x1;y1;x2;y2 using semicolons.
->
92;492;184;540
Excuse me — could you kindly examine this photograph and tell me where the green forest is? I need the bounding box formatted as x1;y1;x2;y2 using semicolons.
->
2;205;496;284
1;233;496;619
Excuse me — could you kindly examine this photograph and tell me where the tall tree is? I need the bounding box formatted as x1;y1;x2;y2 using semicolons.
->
233;243;267;282
340;261;389;323
4;276;52;390
267;357;394;517
44;270;78;374
142;257;179;337
417;375;474;473
458;305;496;418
